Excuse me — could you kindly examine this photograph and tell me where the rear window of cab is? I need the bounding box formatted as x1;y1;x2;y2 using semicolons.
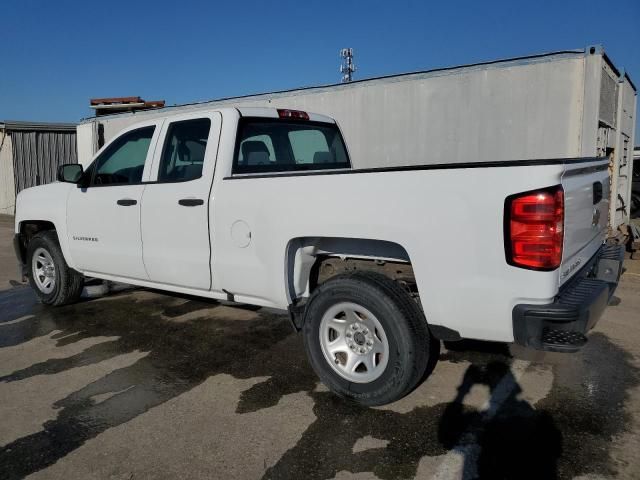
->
232;118;350;174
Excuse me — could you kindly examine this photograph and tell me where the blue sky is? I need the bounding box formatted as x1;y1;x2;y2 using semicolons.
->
2;0;639;139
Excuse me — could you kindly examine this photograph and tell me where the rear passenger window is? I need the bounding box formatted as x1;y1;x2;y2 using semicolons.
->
158;118;211;182
288;130;329;164
233;118;350;174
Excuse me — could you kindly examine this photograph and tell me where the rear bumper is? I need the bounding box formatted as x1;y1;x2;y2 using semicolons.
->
512;243;624;352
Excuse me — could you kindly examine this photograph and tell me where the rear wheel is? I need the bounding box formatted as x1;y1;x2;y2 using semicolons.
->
27;231;84;306
303;271;438;406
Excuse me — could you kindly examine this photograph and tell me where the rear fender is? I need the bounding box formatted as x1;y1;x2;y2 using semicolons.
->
285;236;410;302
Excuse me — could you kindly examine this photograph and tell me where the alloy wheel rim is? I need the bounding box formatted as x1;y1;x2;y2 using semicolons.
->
319;302;389;383
32;247;56;294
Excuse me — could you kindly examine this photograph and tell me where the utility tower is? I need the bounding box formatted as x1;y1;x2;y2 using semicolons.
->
340;48;356;83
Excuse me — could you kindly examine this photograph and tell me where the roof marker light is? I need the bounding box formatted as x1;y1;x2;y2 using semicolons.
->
277;109;309;120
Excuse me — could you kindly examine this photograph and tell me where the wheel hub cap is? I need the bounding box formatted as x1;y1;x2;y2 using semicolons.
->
347;323;374;354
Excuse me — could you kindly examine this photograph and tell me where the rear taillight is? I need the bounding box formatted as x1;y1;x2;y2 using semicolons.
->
505;185;564;270
277;109;309;120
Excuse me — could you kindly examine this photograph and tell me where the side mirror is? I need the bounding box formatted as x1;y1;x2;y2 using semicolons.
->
57;164;83;184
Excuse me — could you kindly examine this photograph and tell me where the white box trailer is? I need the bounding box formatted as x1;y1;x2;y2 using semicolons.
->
78;46;637;232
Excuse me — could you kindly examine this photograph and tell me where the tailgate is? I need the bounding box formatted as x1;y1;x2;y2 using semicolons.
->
560;159;610;285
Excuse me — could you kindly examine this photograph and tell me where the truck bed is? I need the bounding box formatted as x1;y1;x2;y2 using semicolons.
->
213;157;608;343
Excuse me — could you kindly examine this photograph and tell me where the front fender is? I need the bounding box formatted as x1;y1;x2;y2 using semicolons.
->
15;183;76;269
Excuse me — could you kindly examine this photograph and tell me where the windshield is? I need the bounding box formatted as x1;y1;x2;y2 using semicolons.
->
233;118;350;174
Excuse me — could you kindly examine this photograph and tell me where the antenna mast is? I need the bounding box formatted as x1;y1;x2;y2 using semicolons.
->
340;48;356;83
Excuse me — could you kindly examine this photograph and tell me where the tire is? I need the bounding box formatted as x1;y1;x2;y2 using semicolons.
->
302;271;438;406
26;230;84;306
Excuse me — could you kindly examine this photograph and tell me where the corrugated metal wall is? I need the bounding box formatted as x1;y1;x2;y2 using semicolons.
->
11;130;77;194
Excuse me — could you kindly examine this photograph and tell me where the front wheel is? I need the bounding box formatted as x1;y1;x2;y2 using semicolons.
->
27;231;84;306
303;271;438;406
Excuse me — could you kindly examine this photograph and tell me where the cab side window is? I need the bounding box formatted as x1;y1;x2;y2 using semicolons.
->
92;126;155;185
158;118;211;182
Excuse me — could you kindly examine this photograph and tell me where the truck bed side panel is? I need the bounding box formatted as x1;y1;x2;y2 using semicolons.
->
212;163;570;343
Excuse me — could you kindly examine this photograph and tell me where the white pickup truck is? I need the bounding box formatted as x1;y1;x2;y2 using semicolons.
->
14;107;624;405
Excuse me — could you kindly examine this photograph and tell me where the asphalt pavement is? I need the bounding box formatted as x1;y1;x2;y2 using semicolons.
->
1;213;639;480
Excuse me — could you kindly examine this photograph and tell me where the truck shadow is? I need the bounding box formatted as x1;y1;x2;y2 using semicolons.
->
0;288;637;479
439;362;562;480
263;361;562;480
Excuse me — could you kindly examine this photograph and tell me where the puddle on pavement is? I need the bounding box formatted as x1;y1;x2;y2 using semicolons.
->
0;287;638;480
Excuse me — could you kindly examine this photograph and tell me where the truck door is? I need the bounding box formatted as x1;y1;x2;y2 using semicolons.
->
66;122;161;279
140;112;221;290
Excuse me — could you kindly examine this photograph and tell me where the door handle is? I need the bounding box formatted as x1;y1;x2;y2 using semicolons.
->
178;198;204;206
117;199;137;206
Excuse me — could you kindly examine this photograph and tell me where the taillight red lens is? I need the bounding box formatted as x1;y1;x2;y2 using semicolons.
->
277;109;309;120
505;186;564;270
